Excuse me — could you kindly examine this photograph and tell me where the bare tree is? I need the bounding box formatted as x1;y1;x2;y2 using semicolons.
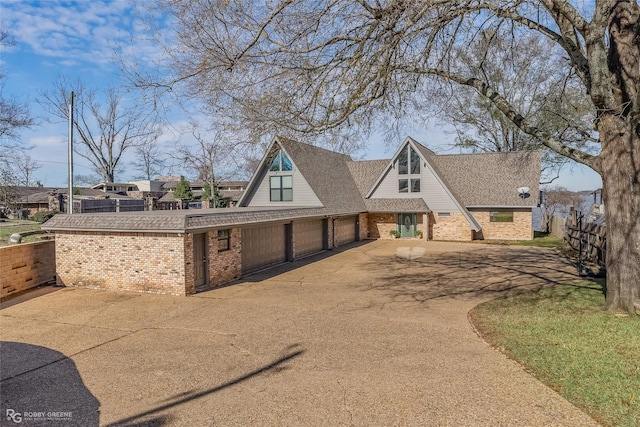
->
0;165;18;217
13;153;41;187
437;31;593;182
144;1;640;314
131;138;167;180
540;186;585;233
171;122;240;205
73;174;102;187
0;28;35;158
39;77;160;183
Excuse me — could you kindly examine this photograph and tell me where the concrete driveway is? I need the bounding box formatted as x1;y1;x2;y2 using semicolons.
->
0;240;598;426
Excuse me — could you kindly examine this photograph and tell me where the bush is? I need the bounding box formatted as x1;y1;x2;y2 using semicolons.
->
389;229;400;238
30;210;59;223
414;230;423;238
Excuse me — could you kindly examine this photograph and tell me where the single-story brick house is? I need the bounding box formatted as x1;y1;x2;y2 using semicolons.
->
42;136;541;295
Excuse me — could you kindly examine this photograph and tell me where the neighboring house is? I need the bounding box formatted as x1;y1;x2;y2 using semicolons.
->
91;179;248;209
42;136;540;296
13;186;58;217
11;187;143;217
91;182;139;193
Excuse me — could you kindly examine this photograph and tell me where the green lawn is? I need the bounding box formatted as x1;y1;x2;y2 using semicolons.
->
0;221;43;246
470;281;640;427
472;231;567;250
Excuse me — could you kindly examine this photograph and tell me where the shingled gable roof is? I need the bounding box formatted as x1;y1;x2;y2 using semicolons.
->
364;137;482;231
239;136;366;215
346;160;429;213
431;151;542;207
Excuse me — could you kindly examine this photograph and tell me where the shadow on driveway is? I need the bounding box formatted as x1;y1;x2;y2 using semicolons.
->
363;245;587;304
104;344;305;427
0;341;100;426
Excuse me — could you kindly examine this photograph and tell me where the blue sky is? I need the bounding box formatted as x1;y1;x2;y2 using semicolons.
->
1;0;602;191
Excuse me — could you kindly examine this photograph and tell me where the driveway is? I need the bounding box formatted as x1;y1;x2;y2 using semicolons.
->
0;240;598;426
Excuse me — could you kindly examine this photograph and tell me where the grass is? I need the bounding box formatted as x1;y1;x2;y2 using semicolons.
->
470;280;640;427
472;231;567;250
0;220;43;246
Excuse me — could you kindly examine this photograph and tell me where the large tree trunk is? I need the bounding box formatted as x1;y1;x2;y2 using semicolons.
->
599;116;640;314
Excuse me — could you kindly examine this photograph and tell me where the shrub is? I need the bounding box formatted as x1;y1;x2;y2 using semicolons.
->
389;229;400;238
30;210;59;223
414;230;423;238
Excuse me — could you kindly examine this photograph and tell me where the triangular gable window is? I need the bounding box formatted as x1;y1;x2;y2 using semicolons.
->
269;148;292;172
395;144;421;193
396;144;420;175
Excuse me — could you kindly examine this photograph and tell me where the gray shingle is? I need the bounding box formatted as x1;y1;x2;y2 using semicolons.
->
347;160;388;197
277;137;367;214
365;198;428;213
41;206;359;233
431;151;542;207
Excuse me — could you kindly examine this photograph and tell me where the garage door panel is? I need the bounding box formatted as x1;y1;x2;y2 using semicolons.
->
242;225;286;272
335;216;357;246
294;219;324;257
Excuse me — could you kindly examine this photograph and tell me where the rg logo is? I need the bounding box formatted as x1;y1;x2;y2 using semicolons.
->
6;409;22;423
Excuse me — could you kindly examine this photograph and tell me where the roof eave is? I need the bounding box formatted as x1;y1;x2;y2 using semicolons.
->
42;227;185;234
467;205;535;209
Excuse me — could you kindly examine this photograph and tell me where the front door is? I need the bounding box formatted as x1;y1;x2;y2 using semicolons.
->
399;213;416;238
193;233;208;287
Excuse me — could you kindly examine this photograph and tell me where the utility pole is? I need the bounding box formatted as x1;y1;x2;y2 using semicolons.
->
68;91;74;214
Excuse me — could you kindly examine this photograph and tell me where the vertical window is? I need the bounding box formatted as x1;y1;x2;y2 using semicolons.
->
398;146;408;174
269;154;280;171
270;176;293;201
281;151;292;171
217;229;230;252
398;145;421;193
410;146;420;174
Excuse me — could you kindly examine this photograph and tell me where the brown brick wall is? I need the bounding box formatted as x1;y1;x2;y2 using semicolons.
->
1;241;56;299
367;213;397;239
432;212;473;241
208;228;242;287
471;209;533;240
367;213;426;240
55;231;187;296
358;213;368;240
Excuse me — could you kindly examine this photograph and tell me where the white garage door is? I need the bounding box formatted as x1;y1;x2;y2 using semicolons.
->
294;219;324;258
242;224;287;273
335;216;357;246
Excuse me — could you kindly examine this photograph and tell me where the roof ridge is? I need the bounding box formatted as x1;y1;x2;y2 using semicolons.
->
277;136;353;160
434;150;543;157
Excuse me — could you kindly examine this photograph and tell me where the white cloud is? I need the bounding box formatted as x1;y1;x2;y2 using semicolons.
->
3;0;147;67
